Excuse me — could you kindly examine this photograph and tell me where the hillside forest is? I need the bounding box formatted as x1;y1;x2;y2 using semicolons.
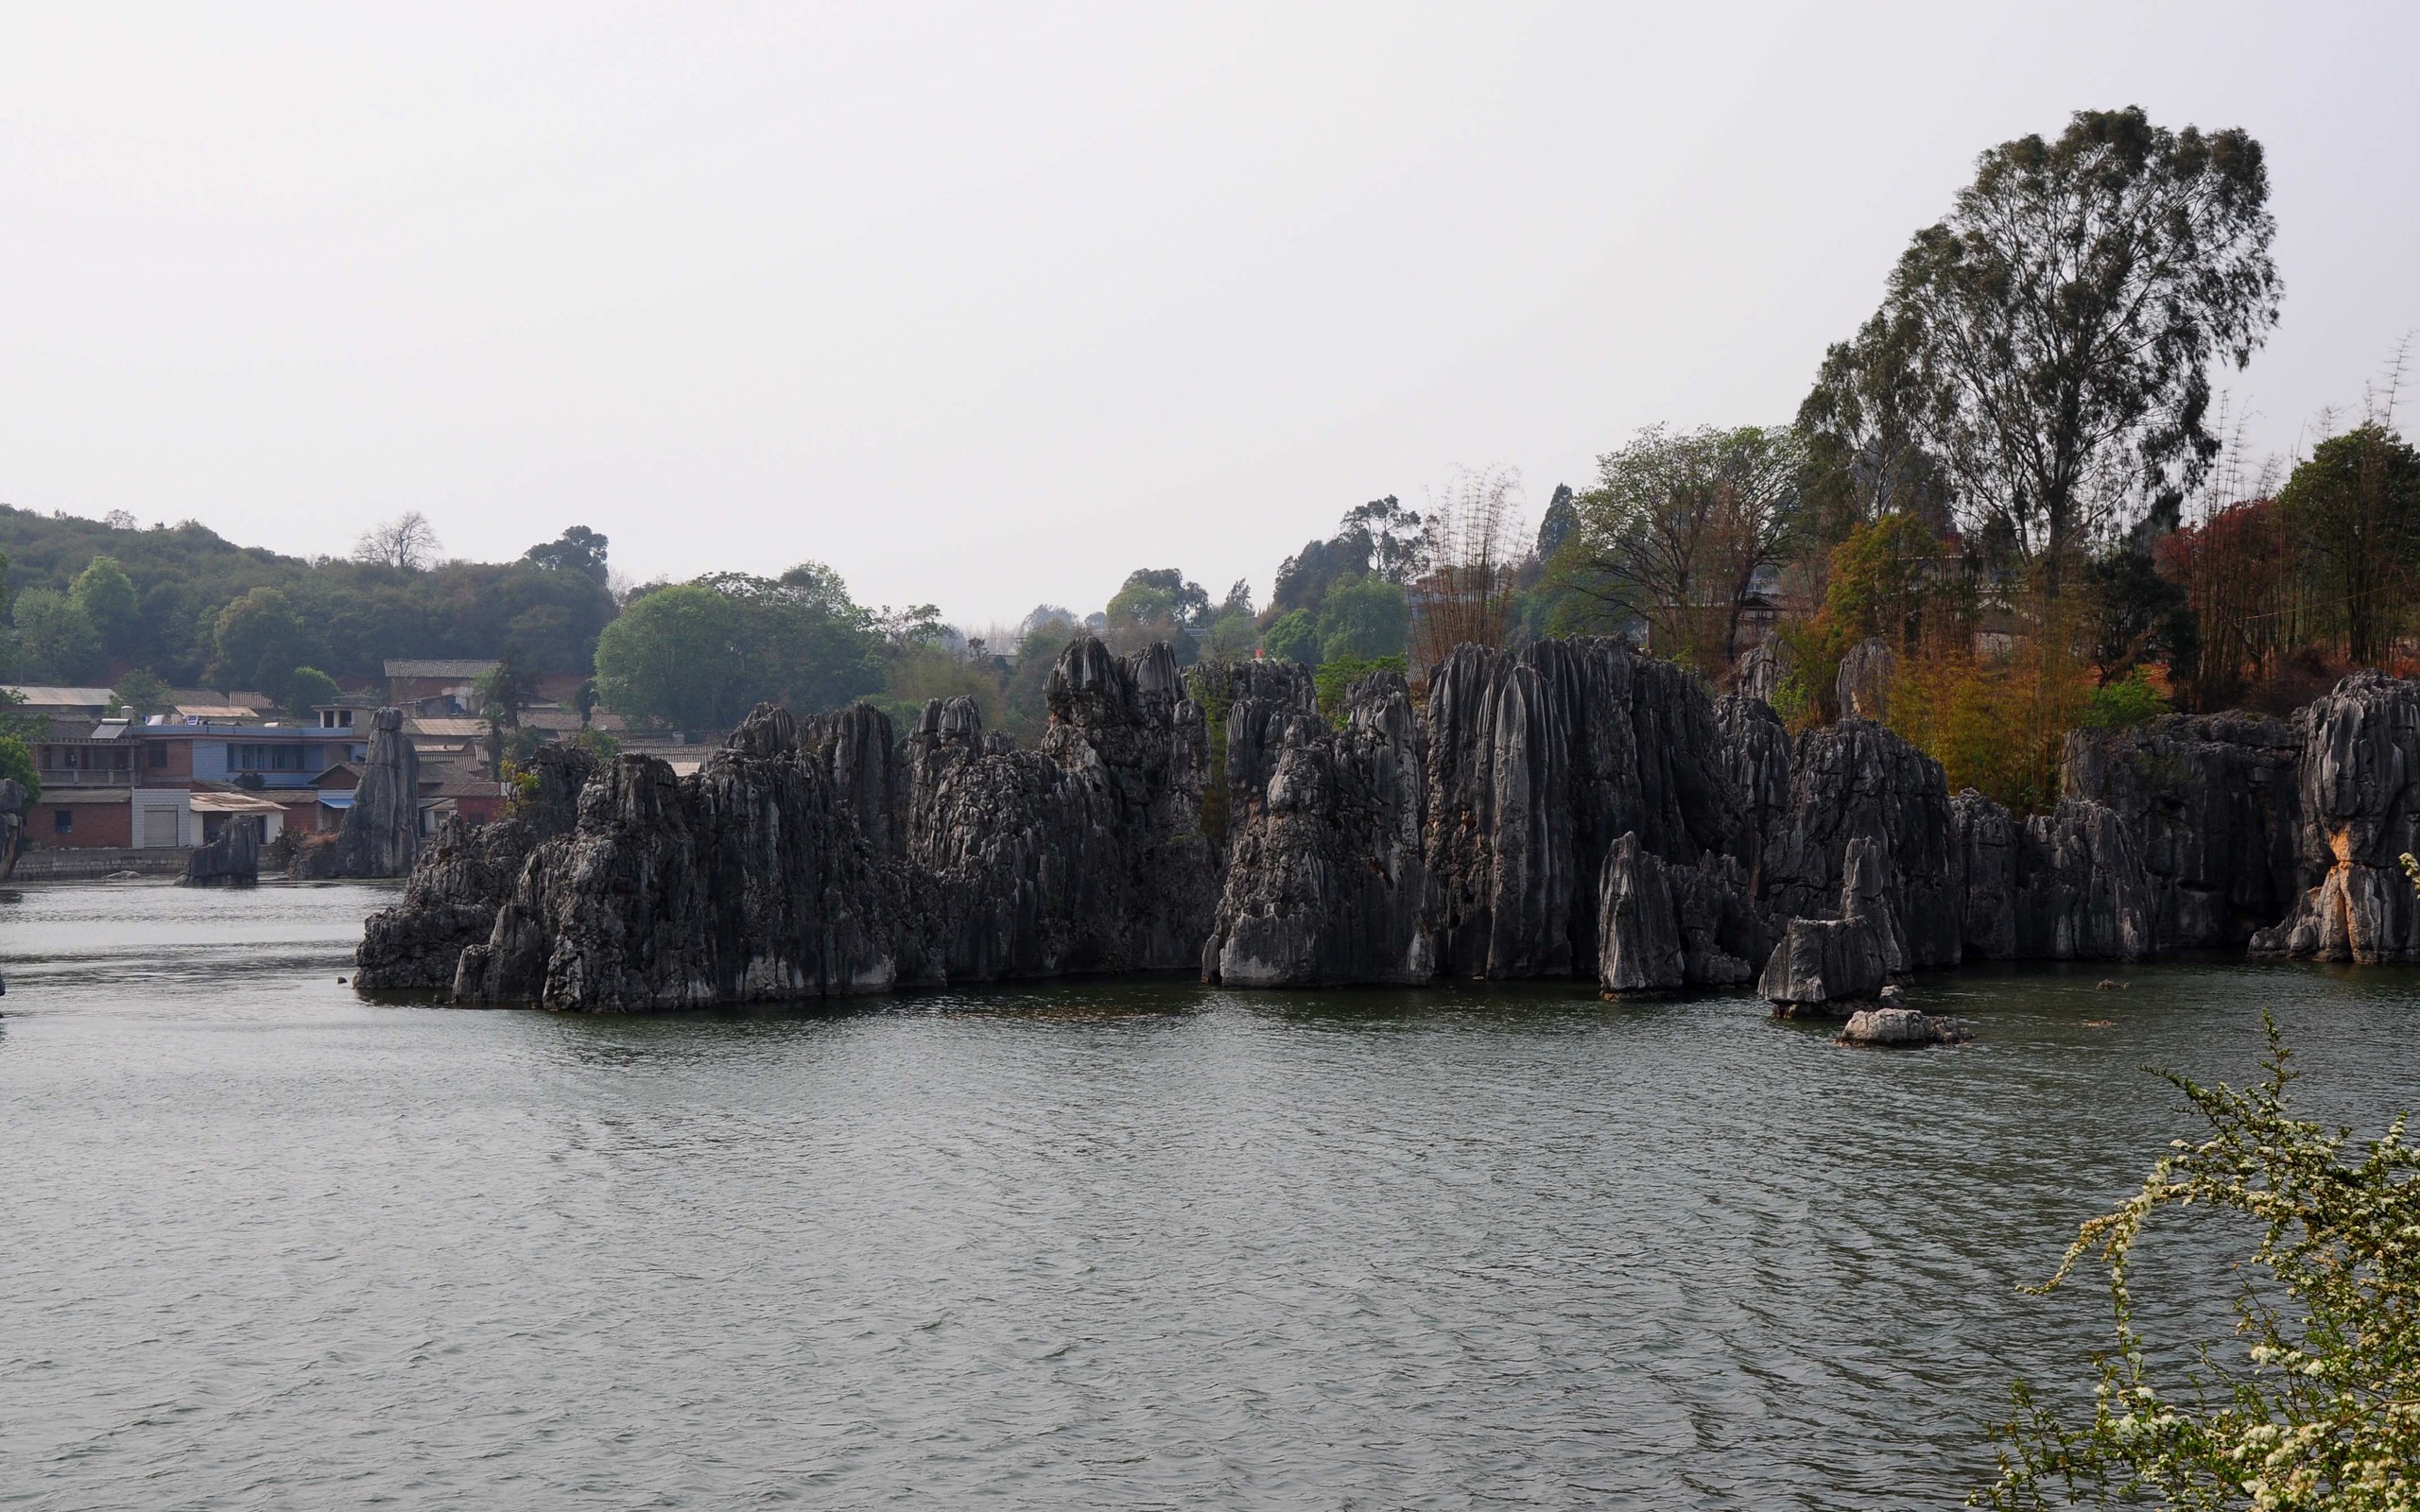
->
4;107;2415;819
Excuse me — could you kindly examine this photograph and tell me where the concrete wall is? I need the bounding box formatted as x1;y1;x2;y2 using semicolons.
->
11;846;190;879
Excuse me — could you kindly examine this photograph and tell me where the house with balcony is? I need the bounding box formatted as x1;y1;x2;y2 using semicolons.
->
26;715;371;850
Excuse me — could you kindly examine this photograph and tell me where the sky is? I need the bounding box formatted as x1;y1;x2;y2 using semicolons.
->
1;4;2415;631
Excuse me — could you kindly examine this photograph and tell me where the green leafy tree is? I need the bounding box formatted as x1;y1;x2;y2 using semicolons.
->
567;725;620;762
1262;608;1319;666
1983;1016;2418;1510
2277;424;2420;668
1827;107;2282;592
1547;424;1806;673
1105;569;1210;662
69;555;140;656
209;587;308;696
596;585;737;730
0;733;38;804
1312;654;1408;718
285;666;341;723
521;525;610;583
112;668;171;720
12;588;106;682
1315;575;1409;662
1204;581;1261;661
999;618;1079;747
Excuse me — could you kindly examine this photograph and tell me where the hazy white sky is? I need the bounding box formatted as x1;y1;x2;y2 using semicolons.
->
2;4;2414;628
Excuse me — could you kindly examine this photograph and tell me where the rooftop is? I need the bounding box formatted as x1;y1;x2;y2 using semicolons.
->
4;685;116;708
385;659;500;679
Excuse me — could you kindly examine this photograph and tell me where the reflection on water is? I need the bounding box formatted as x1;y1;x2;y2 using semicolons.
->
2;880;2414;1509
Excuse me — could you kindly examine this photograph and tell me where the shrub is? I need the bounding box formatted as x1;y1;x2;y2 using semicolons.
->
2082;667;2171;730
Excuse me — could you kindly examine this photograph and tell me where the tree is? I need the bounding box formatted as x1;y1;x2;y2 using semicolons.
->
1105;569;1210;661
1547;427;1806;673
1983;1017;2418;1509
574;679;598;729
1339;495;1429;584
11;589;105;682
354;511;444;571
1830;108;2280;593
69;555;140;655
522;525;610;582
1535;484;1579;558
210;588;308;696
2277;423;2420;668
1262;609;1318;666
1411;466;1528;669
112;668;171;720
593;584;739;731
1797;306;1954;543
285;666;341;723
1316;575;1409;662
0;733;38;805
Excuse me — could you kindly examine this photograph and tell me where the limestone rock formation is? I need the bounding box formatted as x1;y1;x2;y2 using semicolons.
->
2012;799;2156;960
1714;693;1790;885
2065;713;2301;948
1758;835;1899;1008
1426;639;1746;980
354;746;596;990
179;821;259;886
0;777;25;882
1760;718;1961;971
447;638;1224;1008
1596;833;1762;994
1948;789;2018;960
1835;637;1897;721
1201;670;1432;987
2252;672;2420;963
299;708;421;878
1839;1005;1969;1046
1734;632;1787;705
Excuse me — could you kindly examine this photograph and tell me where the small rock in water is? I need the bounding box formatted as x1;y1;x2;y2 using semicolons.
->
1839;1006;1969;1048
1877;983;1907;1005
2095;978;2130;990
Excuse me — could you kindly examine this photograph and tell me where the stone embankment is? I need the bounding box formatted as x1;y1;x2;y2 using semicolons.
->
356;633;2418;1011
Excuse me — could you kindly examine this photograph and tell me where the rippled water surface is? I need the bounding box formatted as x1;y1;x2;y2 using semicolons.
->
5;881;2417;1509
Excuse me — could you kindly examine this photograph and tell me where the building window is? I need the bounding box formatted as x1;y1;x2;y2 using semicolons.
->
147;743;167;768
54;809;72;834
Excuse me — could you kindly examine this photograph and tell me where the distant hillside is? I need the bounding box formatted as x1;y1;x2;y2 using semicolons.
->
0;507;616;690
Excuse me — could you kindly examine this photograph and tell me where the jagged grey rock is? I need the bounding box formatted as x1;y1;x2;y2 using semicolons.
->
1758;836;1898;1007
1425;639;1746;980
1201;670;1433;987
354;746;596;990
2013;799;2155;960
179;821;259;886
2065;713;2301;949
300;707;422;878
1949;788;2018;960
1735;632;1786;704
1835;637;1897;721
0;777;26;882
1595;832;1763;994
1714;693;1790;885
2252;672;2420;963
1761;718;1961;971
1839;1005;1968;1046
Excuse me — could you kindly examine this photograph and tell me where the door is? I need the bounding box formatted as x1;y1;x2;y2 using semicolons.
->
142;805;181;848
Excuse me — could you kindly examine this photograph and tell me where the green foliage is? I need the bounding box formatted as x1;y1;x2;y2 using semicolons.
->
2082;667;2171;730
1105;569;1208;663
1982;1017;2418;1510
0;507;616;684
475;644;541;724
502;725;547;767
12;587;106;682
0;732;40;805
2276;424;2420;667
1827;107;2280;583
1273;497;1428;619
1312;654;1407;719
594;569;883;732
566;725;621;762
210;587;306;696
284;666;341;722
1316;575;1409;662
112;668;170;720
521;525;610;583
870;644;1005;734
69;555;140;654
999;624;1077;747
1262;609;1319;666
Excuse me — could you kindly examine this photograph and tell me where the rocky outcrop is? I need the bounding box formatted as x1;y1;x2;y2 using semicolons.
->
2065;713;2301;949
1949;789;2018;960
2012;799;2155;960
1201;670;1432;987
1840;1005;1969;1046
299;708;421;878
354;747;597;990
1835;637;1897;721
1758;835;1898;1008
444;638;1223;1007
1426;639;1746;980
2252;672;2420;963
1596;833;1763;994
179;821;259;886
1760;718;1961;971
1715;693;1791;885
0;777;26;882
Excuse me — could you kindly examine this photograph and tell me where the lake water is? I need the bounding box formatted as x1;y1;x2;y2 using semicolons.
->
4;880;2415;1510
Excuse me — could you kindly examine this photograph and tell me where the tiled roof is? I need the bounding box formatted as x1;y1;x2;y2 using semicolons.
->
3;685;116;707
384;659;499;679
405;716;489;738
